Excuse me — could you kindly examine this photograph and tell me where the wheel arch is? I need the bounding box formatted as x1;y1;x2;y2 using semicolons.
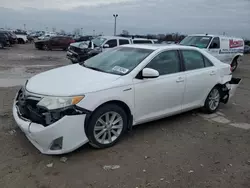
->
84;100;133;132
231;53;242;64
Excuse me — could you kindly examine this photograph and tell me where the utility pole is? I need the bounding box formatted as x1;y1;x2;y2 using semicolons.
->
93;30;95;36
113;14;118;36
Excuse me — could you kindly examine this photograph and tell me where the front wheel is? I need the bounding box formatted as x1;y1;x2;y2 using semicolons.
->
86;104;128;149
203;86;221;114
43;44;50;51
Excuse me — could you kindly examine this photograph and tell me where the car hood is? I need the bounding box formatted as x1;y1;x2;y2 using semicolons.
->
26;64;121;96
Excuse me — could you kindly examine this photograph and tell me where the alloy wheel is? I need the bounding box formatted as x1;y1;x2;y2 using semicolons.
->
208;88;220;111
93;111;123;145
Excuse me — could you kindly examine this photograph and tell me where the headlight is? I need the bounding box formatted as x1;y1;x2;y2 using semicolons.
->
37;96;84;110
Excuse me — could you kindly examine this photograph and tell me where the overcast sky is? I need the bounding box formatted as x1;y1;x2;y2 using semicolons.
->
0;0;249;38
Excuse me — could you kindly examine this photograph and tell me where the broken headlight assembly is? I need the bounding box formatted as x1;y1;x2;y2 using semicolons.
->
37;96;84;110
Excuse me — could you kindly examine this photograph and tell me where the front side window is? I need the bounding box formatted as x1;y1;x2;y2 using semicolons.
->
182;50;205;71
119;39;130;45
83;47;153;75
180;36;212;48
146;50;181;75
209;37;220;49
105;39;117;48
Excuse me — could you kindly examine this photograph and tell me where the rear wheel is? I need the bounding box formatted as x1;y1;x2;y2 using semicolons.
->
86;104;128;149
231;58;238;72
203;86;221;114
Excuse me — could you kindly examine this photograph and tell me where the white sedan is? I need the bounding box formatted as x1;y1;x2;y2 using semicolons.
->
13;44;241;155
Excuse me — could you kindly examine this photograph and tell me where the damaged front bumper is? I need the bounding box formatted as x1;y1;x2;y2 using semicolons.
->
12;89;90;155
221;77;242;104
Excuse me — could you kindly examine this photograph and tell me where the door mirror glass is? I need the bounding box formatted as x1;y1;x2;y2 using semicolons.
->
142;68;159;78
103;44;110;48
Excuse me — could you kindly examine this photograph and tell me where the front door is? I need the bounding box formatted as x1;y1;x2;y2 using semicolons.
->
207;37;221;60
133;50;185;124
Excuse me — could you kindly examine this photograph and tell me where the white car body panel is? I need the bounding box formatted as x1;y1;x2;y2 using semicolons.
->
13;44;240;155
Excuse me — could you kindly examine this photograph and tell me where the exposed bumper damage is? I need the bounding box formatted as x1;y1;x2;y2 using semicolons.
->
13;88;90;155
221;77;241;104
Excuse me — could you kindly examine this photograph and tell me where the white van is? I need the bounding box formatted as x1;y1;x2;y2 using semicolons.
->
180;34;244;71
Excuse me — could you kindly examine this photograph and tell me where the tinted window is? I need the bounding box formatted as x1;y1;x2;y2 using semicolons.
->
203;56;213;67
182;50;205;71
209;37;220;49
146;50;181;75
105;39;117;48
133;40;152;44
119;39;130;45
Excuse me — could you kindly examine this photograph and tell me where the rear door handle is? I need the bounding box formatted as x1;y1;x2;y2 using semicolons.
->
176;77;184;83
210;71;216;75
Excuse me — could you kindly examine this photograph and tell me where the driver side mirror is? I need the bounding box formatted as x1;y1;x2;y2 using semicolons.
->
142;68;159;79
103;44;110;48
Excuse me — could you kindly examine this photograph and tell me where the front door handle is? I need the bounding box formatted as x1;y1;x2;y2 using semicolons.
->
210;71;216;75
176;77;184;83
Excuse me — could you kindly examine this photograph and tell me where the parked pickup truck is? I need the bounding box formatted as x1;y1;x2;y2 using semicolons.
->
67;36;132;63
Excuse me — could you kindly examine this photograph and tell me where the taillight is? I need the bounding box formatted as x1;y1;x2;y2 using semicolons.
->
70;39;75;43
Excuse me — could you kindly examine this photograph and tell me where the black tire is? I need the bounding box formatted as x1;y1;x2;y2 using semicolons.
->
203;86;221;114
231;58;238;72
86;104;128;149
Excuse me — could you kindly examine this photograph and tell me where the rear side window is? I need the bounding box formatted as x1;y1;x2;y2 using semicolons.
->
182;50;205;71
119;39;130;45
203;56;213;67
209;37;220;49
133;40;152;44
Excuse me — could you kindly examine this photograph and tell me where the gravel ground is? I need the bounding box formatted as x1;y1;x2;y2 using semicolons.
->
0;44;250;188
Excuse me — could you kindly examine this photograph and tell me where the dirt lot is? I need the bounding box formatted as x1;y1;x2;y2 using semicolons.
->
0;44;250;188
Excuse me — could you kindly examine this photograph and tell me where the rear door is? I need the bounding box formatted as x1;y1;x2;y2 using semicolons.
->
181;49;218;110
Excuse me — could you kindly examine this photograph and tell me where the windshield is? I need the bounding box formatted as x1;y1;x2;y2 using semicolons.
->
91;37;106;47
180;36;212;48
83;47;153;75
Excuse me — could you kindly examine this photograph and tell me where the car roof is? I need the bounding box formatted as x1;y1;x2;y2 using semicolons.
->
132;38;152;41
100;36;131;40
121;44;201;51
188;34;243;40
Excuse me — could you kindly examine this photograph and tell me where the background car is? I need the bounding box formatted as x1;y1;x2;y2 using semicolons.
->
0;30;17;45
34;36;75;50
244;45;250;54
0;32;9;48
